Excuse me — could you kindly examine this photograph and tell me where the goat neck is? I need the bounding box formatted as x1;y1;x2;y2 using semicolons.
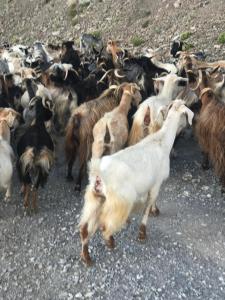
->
117;90;133;115
158;109;184;154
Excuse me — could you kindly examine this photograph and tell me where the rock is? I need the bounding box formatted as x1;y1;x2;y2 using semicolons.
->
182;172;193;181
174;0;181;8
75;292;83;298
52;31;60;36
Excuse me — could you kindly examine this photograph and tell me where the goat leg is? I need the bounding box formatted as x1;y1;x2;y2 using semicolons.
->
219;175;225;195
4;182;12;202
149;205;160;217
66;159;74;181
23;184;31;216
31;188;38;214
139;186;160;241
80;223;93;266
105;235;115;249
202;152;210;170
75;163;86;192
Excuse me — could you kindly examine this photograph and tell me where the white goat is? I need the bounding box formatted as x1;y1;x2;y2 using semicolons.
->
128;73;188;145
92;83;141;158
0;108;20;201
79;99;194;265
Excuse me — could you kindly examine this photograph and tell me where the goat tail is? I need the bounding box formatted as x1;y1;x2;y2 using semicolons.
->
36;147;54;175
65;113;81;162
19;147;35;176
128;104;150;146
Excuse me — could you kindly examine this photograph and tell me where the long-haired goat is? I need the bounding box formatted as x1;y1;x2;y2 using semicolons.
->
194;71;225;191
79;99;194;265
128;74;188;146
0;108;20;200
92;83;141;158
65;83;134;191
16;96;54;213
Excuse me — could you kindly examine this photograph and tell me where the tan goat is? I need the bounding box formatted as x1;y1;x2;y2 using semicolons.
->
92;83;142;158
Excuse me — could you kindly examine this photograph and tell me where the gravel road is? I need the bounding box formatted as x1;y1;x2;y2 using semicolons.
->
1;132;225;300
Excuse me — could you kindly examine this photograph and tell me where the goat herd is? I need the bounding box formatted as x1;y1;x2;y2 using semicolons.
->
0;35;225;266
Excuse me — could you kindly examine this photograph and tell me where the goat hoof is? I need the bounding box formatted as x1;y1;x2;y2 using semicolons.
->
23;208;31;217
138;224;146;241
81;252;93;267
31;207;39;214
106;236;115;249
202;163;210;170
75;184;81;192
66;175;74;182
126;218;131;224
149;206;160;217
4;196;10;202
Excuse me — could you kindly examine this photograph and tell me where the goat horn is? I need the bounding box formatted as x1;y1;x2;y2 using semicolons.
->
97;69;113;84
114;69;126;78
190;69;202;91
109;84;119;90
42;98;54;111
29;96;38;108
121;49;125;59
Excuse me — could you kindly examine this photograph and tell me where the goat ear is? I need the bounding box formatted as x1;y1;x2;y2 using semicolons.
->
180;105;194;126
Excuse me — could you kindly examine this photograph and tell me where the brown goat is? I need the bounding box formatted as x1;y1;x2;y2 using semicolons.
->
65;83;131;191
92;83;141;158
195;71;225;190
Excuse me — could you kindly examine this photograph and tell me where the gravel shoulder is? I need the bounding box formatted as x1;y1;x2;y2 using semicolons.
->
1;133;225;300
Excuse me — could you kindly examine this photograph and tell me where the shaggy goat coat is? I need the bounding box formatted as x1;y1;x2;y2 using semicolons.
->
79;100;194;265
65;84;130;188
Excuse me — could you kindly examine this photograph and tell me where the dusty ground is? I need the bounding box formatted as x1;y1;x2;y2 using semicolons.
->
0;0;225;60
1;132;225;300
1;0;225;299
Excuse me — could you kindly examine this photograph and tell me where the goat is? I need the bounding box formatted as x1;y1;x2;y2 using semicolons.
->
65;83;132;190
80;34;103;58
194;71;225;191
61;41;81;70
0;108;20;200
92;83;141;158
128;74;188;146
79;99;193;265
16;96;54;213
106;40;126;67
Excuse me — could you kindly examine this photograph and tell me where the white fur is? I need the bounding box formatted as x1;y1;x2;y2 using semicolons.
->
128;73;188;145
0;138;14;201
79;100;194;263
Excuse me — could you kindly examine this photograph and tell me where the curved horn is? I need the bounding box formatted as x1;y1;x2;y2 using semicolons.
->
29;96;39;108
114;69;126;78
190;69;202;91
97;69;113;84
42;97;54;111
121;49;125;59
109;84;119;90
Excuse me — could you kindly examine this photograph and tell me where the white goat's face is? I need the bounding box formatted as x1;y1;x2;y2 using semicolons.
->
154;74;188;98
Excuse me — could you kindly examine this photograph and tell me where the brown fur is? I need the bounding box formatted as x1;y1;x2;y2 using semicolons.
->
65;84;127;187
195;89;225;185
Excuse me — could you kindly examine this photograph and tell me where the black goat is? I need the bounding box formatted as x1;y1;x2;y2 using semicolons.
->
17;96;54;214
122;56;169;99
61;41;81;70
